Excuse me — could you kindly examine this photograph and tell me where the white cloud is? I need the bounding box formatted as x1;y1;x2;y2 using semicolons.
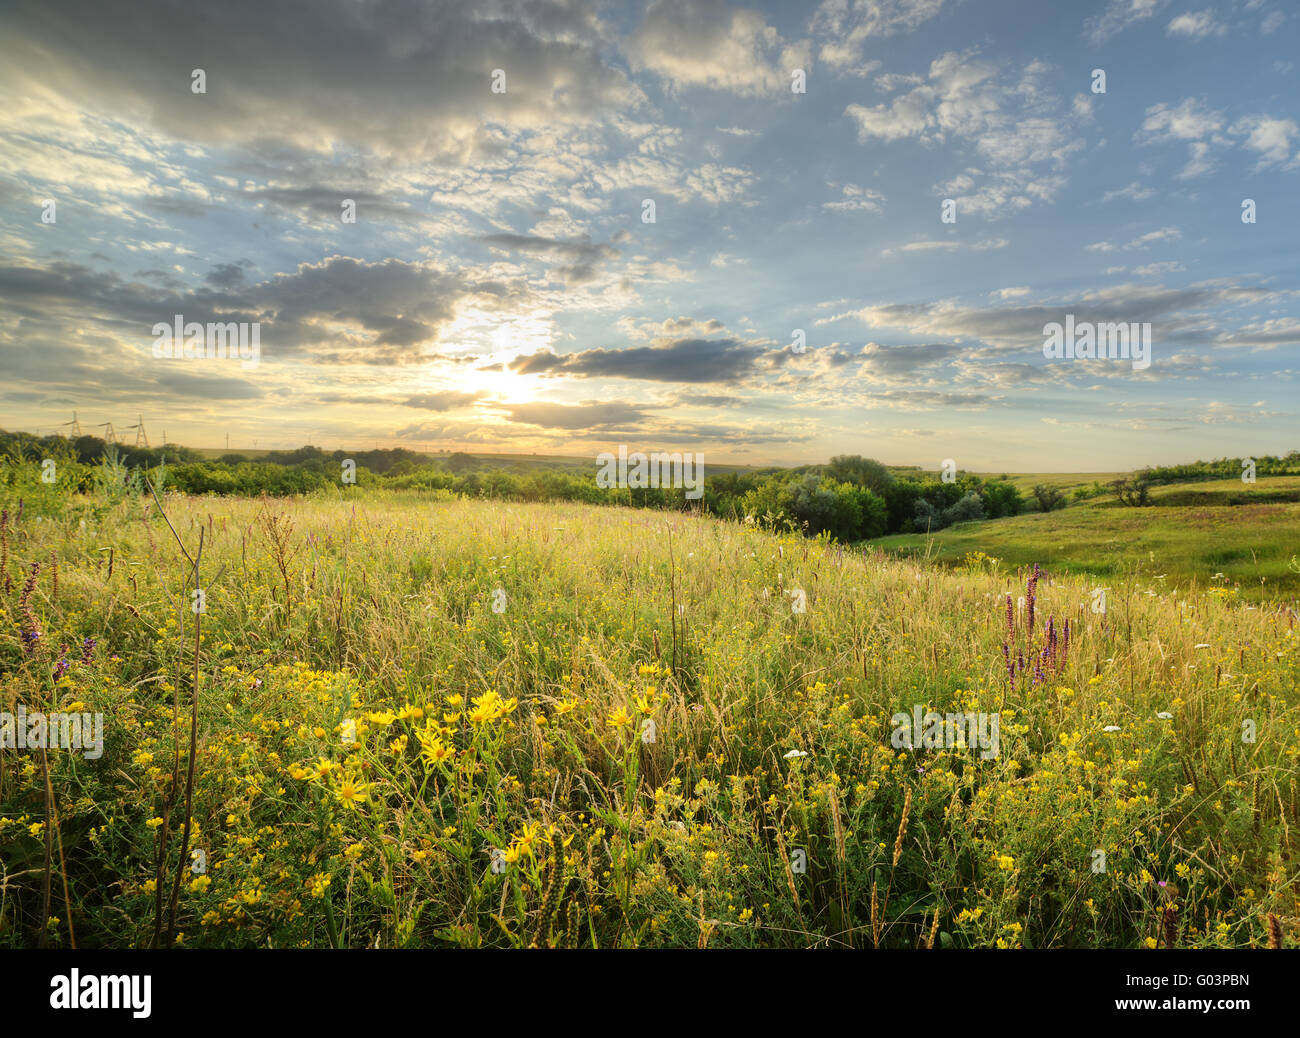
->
812;0;950;70
1102;181;1155;202
1230;114;1299;169
823;183;887;213
1167;9;1227;38
628;0;809;97
1084;0;1165;43
881;237;1008;256
1085;226;1182;251
844;52;1087;216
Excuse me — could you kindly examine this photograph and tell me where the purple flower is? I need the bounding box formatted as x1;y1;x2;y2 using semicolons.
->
1026;563;1040;640
80;636;97;664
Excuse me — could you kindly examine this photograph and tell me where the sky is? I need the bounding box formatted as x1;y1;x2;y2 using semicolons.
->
0;0;1297;471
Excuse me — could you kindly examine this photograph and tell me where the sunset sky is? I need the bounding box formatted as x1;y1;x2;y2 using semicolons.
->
1;0;1297;470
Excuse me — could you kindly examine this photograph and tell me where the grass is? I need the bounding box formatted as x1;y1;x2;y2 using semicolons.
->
869;476;1300;604
1;472;1297;949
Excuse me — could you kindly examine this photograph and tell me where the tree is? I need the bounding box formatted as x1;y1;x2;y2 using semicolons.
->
825;455;895;496
1032;484;1068;512
1109;477;1151;507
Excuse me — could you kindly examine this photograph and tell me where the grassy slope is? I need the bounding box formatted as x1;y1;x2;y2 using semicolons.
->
1;488;1297;948
869;476;1300;603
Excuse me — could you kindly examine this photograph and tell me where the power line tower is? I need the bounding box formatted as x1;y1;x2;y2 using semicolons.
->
60;411;83;439
129;415;150;448
96;421;117;445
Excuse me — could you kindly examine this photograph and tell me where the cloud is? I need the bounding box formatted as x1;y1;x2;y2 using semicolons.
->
627;0;809;96
480;233;621;284
845;53;1087;215
402;391;486;411
501;400;651;430
1166;9;1227;38
1102;181;1155;202
812;0;951;70
1084;0;1165;43
882;237;1008;256
1085;226;1182;251
1230;114;1299;169
822;184;886;213
1136;98;1298;175
509;336;778;384
0;0;638;166
827;280;1281;358
0;254;535;368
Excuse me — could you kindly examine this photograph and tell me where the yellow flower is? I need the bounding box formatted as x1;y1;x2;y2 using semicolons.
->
997;855;1015;871
344;842;364;860
336;779;369;811
607;707;634;729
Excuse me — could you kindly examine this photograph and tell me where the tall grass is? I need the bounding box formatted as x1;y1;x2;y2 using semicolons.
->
0;471;1296;948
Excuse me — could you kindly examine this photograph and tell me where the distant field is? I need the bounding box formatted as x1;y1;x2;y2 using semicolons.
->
187;446;765;475
869;475;1300;603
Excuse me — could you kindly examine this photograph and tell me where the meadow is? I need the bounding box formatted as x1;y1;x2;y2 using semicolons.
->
1;470;1297;948
872;476;1300;604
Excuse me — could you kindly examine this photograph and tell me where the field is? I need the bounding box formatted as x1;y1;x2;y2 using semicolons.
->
2;471;1297;949
871;476;1300;604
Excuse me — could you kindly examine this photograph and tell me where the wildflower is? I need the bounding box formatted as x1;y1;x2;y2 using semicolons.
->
336;778;369;811
607;707;634;729
468;690;516;725
312;758;337;780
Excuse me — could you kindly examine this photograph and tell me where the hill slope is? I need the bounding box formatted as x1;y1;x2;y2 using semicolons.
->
1;492;1297;947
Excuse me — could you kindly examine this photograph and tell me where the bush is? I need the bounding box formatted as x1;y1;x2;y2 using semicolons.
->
1032;484;1068;512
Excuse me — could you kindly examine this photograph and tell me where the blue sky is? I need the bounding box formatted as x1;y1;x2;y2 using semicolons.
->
1;0;1297;470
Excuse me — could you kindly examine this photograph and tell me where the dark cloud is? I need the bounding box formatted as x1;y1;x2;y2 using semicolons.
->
402;391;485;411
0;0;636;164
0;255;534;367
480;233;621;285
502;400;651;430
510;337;775;383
